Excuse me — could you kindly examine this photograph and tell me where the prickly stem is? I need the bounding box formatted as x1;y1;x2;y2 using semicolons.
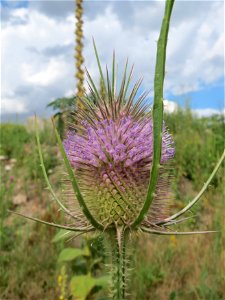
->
107;227;128;300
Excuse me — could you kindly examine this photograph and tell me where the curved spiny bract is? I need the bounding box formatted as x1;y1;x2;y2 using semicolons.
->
63;61;175;231
140;226;218;236
9;210;94;233
155;149;225;226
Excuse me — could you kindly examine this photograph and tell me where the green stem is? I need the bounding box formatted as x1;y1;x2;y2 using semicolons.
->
132;0;175;228
108;228;128;300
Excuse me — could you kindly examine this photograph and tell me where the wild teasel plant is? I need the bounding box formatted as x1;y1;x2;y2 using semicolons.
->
11;0;225;299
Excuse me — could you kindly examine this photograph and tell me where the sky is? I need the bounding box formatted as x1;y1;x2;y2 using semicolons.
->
1;0;224;122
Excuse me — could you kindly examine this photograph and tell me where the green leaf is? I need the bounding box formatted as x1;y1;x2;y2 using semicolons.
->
70;274;95;300
70;273;109;300
95;275;109;288
47;96;75;111
58;247;90;262
52;229;74;243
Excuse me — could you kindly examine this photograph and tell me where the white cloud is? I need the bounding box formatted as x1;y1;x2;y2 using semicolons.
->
23;58;67;86
1;98;28;115
192;108;225;118
11;7;28;20
1;1;224;118
164;2;224;95
1;9;75;114
64;89;74;98
163;99;178;114
163;100;224;118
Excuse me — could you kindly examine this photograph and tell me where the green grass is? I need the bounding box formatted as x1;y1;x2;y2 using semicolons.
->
0;123;30;160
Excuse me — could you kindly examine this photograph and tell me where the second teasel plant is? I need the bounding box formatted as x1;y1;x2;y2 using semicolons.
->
11;0;225;299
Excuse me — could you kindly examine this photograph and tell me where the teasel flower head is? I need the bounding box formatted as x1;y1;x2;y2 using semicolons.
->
13;47;221;238
63;62;175;229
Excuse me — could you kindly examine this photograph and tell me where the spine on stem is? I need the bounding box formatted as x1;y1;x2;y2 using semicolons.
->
106;228;129;300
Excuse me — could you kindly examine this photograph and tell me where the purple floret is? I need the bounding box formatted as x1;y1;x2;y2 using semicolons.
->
64;116;175;170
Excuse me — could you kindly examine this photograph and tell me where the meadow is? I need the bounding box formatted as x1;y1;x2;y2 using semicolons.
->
0;108;224;300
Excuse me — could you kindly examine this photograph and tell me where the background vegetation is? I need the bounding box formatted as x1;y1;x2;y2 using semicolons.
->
0;108;224;300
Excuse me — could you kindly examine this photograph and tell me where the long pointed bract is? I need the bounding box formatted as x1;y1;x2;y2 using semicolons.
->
93;38;107;95
9;210;94;232
141;226;218;236
132;0;175;228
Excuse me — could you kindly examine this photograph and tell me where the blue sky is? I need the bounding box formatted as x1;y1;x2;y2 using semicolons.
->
1;0;28;8
167;78;224;109
1;0;224;121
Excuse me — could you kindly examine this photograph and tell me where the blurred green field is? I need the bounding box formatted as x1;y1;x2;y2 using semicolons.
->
0;108;224;300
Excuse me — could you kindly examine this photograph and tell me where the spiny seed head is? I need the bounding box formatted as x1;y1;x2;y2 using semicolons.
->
63;61;175;228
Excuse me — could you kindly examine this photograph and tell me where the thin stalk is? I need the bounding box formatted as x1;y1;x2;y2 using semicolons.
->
132;0;175;228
